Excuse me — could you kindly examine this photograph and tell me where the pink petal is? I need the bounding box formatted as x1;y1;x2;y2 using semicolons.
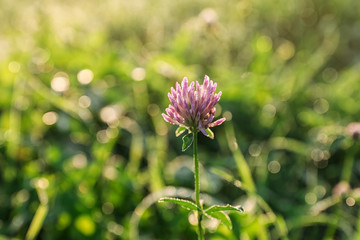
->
196;81;201;101
173;113;185;124
176;82;181;93
168;93;176;106
189;82;195;104
182;77;188;100
203;75;209;89
162;113;178;125
203;113;214;126
195;111;201;122
171;87;176;98
208;118;226;127
166;107;176;118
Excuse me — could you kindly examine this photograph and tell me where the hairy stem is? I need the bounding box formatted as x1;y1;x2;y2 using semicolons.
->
193;132;204;240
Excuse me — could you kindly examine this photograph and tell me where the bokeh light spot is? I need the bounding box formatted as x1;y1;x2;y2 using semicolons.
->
78;95;91;108
51;72;70;92
262;104;276;118
103;166;118;180
277;40;295;60
96;130;109;143
188;213;198;226
223;111;232;121
100;106;120;124
102;202;114;215
199;8;218;24
317;132;328;144
72;153;87;169
131;67;146;81
305;192;317;204
323;150;330;160
106;127;119;139
147;104;160;116
249;143;261;157
107;221;124;236
311;148;324;162
15;189;30;204
32;48;50;65
353;188;360;198
8;61;21;73
42;111;58;125
157;124;168;136
256;35;272;53
313;98;329;114
268;160;281;174
77;69;94;85
156;61;175;77
345;197;355;207
214;104;222;117
75;215;95;236
314;185;326;198
57;212;71;230
322;68;337;82
34;177;49;189
78;182;88;194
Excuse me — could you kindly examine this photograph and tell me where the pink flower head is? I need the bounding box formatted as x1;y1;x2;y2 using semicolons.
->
162;75;225;138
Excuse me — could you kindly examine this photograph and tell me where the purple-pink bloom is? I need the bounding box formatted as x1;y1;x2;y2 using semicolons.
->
162;75;226;137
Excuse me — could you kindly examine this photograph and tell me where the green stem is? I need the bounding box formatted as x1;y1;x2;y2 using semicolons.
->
323;145;356;240
193;132;204;240
356;206;360;240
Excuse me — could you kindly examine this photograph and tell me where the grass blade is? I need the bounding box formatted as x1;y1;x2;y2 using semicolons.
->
25;204;49;240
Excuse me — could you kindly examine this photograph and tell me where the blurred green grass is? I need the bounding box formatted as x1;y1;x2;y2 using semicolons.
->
1;0;360;239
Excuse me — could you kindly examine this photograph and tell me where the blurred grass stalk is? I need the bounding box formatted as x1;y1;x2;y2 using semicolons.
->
225;121;255;193
25;204;49;240
28;77;92;122
224;120;289;239
7;77;23;159
146;108;167;191
25;179;50;240
323;145;357;240
125;81;148;175
357;209;360;240
123;117;144;175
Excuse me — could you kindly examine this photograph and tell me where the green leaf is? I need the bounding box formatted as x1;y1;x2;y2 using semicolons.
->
209;167;235;183
176;126;187;137
182;133;193;152
159;197;199;211
205;128;214;139
205;204;244;214
205;211;232;229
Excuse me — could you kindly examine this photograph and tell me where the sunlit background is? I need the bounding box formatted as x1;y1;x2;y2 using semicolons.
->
1;0;360;239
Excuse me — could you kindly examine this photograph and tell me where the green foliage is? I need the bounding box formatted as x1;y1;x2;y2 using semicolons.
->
176;126;187;137
205;128;214;139
206;211;232;230
159;197;199;211
204;204;244;214
204;204;244;230
25;204;48;240
0;0;360;239
182;133;193;152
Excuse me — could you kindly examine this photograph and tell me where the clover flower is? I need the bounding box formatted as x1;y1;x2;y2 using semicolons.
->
162;75;225;138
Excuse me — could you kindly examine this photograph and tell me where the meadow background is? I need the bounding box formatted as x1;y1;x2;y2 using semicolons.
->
1;0;360;239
